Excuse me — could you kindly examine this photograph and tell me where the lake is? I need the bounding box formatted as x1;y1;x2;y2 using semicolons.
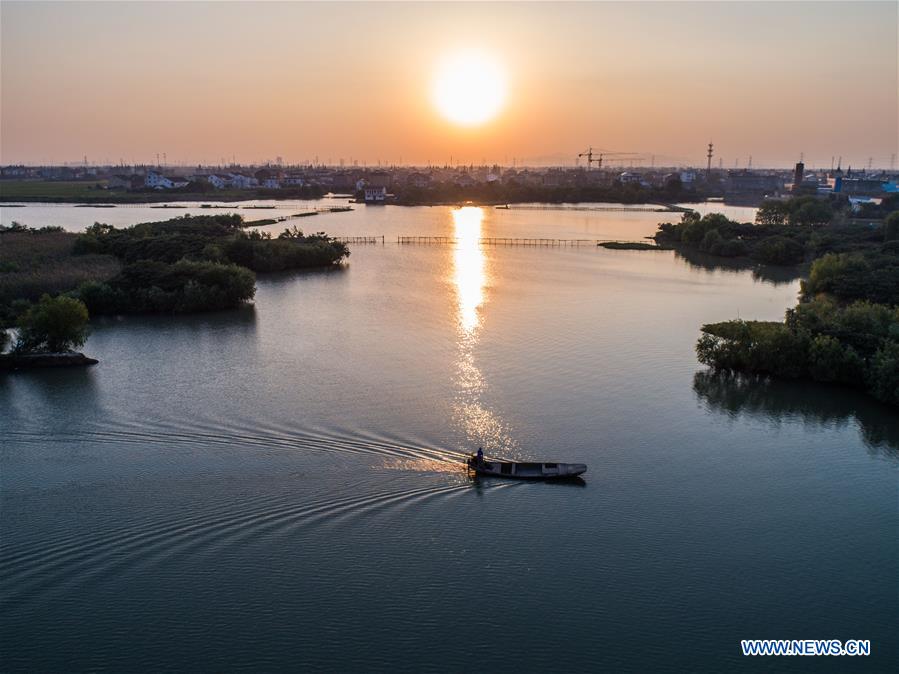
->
2;203;897;672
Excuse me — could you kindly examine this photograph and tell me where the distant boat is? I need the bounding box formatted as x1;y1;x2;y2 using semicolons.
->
466;454;586;479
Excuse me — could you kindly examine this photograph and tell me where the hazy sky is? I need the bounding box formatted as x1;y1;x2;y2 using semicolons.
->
2;1;896;168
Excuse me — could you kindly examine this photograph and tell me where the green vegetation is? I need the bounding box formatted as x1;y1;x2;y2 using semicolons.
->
803;250;899;305
657;211;810;264
651;196;899;406
697;249;899;406
0;180;108;202
77;260;256;314
755;196;833;226
752;235;805;265
0;225;121;322
72;216;348;270
2;215;349;345
226;226;350;273
1;214;347;365
70;215;347;314
655;196;893;266
13;294;90;353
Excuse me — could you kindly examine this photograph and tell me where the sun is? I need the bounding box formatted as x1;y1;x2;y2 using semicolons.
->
432;50;506;126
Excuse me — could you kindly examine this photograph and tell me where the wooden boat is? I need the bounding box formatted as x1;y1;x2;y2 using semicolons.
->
466;454;586;479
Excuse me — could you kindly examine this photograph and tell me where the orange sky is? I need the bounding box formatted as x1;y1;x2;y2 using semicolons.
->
2;1;896;168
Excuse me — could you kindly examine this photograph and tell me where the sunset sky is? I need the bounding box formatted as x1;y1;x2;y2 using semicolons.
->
2;1;896;168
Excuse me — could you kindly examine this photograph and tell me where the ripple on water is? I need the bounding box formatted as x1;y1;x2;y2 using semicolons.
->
1;425;514;617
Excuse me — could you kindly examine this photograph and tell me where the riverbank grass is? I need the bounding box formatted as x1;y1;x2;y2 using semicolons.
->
0;180;107;201
0;229;121;321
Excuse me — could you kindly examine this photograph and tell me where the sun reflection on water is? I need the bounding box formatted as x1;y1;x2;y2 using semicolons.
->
452;207;486;335
450;207;519;457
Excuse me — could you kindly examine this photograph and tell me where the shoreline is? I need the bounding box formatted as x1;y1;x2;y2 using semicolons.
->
1;196;745;210
0;351;98;370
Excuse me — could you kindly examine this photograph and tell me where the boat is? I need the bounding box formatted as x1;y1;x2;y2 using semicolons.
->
466;454;586;480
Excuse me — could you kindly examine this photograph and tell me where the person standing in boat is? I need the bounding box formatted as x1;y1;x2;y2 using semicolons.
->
476;447;484;467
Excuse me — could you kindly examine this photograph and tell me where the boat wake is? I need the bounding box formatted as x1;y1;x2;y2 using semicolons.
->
5;420;468;466
2;422;520;612
1;475;519;611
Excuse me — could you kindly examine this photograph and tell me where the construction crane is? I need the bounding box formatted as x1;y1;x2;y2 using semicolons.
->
577;147;602;169
578;147;650;169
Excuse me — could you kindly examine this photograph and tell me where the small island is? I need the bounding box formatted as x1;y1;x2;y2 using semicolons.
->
0;294;97;370
1;214;350;367
694;209;899;407
597;241;661;250
595;195;899;407
653;196;896;264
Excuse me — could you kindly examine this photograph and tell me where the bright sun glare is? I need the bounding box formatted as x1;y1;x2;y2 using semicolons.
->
432;50;506;126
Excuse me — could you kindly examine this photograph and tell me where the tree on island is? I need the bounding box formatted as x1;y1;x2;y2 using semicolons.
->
755;197;833;227
13;295;90;353
792;198;833;226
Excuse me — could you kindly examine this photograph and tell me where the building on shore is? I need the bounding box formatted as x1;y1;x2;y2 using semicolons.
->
283;173;306;187
145;170;188;190
726;170;784;196
837;176;891;197
228;173;258;189
363;185;388;204
207;174;230;189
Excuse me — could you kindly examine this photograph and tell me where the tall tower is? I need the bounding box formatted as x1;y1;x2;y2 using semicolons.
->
793;161;805;190
706;142;714;179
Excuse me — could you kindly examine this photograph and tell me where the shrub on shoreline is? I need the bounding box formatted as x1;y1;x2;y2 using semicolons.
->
657;201;894;268
3;215;349;328
224;228;349;272
77;260;256;314
68;215;347;314
802;251;899;305
13;294;90;354
0;228;121;323
74;215;349;273
697;298;899;406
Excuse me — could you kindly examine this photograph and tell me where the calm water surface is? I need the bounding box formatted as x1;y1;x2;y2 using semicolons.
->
2;205;897;672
